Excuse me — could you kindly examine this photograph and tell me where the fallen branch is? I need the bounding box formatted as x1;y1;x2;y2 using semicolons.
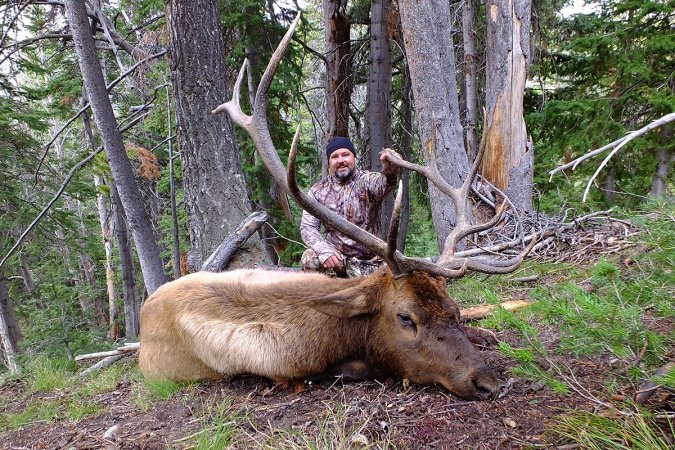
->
78;354;126;377
460;300;530;321
548;112;675;202
201;211;269;272
634;361;675;405
75;342;140;362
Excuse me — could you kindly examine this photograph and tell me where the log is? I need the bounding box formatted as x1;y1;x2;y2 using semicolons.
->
75;342;140;362
201;211;269;272
460;300;530;321
78;354;126;377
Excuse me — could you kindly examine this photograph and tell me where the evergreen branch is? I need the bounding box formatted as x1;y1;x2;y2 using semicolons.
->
1;114;149;271
34;50;166;184
0;0;31;50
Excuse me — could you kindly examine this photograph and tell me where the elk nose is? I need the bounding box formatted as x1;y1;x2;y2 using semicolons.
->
473;370;499;400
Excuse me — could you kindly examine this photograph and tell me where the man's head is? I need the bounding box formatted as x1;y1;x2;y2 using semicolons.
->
326;137;357;182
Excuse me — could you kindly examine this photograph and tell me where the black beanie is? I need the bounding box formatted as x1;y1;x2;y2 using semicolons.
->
326;136;356;160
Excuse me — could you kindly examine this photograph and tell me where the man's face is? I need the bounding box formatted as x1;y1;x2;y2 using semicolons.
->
328;148;356;182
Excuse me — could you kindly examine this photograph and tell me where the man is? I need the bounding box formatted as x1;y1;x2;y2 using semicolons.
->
300;136;400;276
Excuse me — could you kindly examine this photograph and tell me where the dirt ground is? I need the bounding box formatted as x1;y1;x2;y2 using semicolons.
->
2;321;672;450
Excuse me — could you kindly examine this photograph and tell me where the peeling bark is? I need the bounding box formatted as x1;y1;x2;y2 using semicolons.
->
482;0;533;211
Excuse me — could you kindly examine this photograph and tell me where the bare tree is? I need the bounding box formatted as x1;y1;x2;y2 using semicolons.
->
481;0;533;210
64;0;167;294
367;0;394;230
462;0;479;161
0;271;20;373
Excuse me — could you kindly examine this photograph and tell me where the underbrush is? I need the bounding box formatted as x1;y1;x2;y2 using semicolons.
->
454;199;675;448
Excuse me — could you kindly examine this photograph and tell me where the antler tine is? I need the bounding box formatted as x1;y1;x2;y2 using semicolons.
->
213;14;301;218
385;181;404;273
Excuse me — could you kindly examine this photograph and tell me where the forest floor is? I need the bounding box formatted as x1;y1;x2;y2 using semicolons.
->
1;318;673;449
1;207;674;449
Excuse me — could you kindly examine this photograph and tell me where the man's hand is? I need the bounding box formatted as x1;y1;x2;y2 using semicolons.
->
380;148;401;178
322;254;344;270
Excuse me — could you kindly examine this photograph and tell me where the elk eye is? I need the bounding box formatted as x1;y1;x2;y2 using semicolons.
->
397;314;415;329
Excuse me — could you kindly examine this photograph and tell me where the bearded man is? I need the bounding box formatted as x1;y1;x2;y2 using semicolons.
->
300;136;400;276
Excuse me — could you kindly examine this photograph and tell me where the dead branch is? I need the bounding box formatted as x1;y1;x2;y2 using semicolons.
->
460;300;530;321
634;361;675;405
77;354;126;377
201;211;270;272
548;112;675;202
33;50;166;182
75;342;140;362
0;112;150;270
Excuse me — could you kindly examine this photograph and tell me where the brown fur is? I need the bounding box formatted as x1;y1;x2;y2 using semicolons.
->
139;267;499;400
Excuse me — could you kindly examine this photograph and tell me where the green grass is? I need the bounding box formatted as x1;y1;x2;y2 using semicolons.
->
0;358;129;432
143;377;186;400
547;410;674;450
191;399;246;450
26;355;75;392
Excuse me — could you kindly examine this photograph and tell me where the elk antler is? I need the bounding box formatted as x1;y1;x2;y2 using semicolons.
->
213;12;536;279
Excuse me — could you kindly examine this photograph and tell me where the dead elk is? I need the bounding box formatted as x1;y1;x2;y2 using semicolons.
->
139;267;499;400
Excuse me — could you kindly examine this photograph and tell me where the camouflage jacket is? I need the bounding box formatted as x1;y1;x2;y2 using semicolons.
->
300;169;396;262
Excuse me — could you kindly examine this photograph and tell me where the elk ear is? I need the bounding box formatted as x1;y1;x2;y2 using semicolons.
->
305;285;377;318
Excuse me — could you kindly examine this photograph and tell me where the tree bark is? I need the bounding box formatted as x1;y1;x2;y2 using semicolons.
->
324;0;352;142
165;0;270;271
65;0;167;294
482;0;533;210
110;183;140;339
462;0;479;161
396;62;413;252
650;126;672;197
398;0;472;249
94;175;121;341
368;0;394;231
0;270;20;373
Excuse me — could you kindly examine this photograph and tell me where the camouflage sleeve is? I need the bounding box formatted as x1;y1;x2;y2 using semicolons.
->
363;171;396;201
299;191;338;264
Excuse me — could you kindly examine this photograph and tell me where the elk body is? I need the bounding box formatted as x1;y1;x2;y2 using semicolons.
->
139;267;499;400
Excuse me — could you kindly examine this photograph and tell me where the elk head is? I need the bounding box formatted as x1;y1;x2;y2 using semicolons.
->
212;12;536;400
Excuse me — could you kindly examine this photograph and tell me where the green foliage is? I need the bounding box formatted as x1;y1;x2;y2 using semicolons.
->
25;355;75;392
547;409;674;450
528;0;674;210
0;358;127;432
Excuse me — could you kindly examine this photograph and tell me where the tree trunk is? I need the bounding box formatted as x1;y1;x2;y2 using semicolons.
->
324;0;352;142
368;0;394;231
398;0;472;249
165;0;270;271
94;175;121;341
110;183;140;339
65;0;167;294
462;0;479;161
650;126;672;197
397;63;413;252
0;270;20;373
482;0;533;210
